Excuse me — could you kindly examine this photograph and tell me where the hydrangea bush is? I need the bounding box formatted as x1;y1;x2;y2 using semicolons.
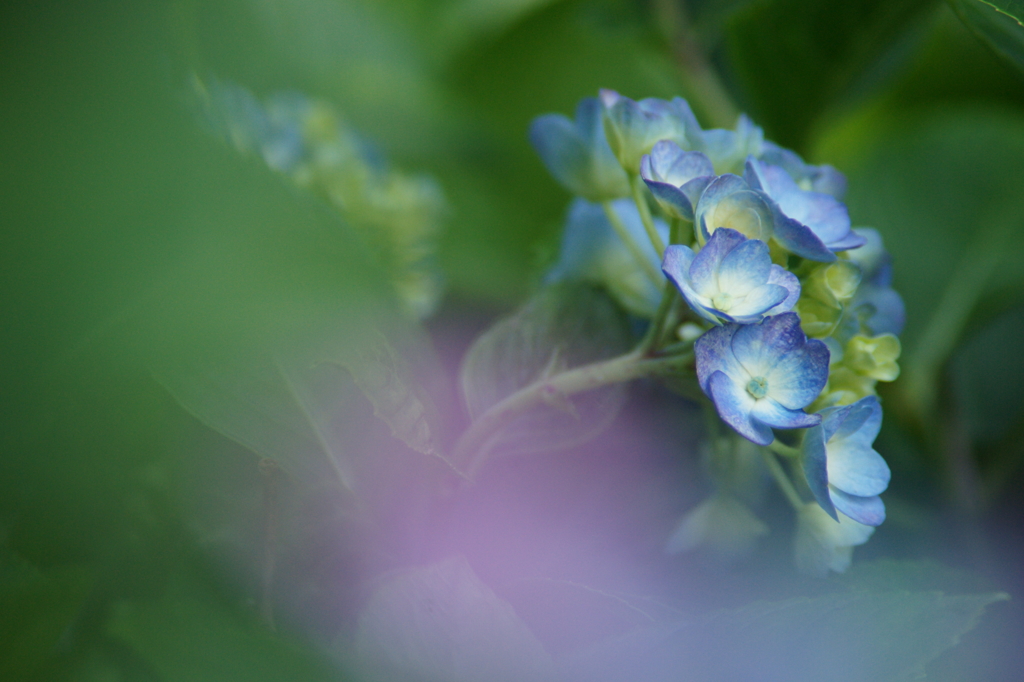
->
529;90;905;574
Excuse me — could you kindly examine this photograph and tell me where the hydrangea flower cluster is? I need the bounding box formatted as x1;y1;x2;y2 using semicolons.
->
191;75;445;319
531;90;904;573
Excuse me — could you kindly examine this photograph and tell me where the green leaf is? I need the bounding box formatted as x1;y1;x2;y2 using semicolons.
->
154;348;361;491
725;0;936;149
108;574;341;682
351;556;558;682
817;108;1024;421
0;551;93;682
559;589;1007;682
340;331;452;469
459;283;632;459
950;0;1024;71
949;305;1024;442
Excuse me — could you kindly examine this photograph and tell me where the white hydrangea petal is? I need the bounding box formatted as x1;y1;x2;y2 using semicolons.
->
827;440;890;497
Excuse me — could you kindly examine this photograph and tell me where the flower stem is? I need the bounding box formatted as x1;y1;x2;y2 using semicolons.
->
767;439;801;459
601;200;663;288
639;283;680;353
762;448;804;511
631;175;666;258
454;348;694;478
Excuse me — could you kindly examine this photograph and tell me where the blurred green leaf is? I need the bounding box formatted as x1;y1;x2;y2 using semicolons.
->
949;305;1024;442
352;556;558;682
342;332;452;469
725;0;936;148
950;0;1024;71
559;589;1007;682
0;550;92;682
154;350;360;491
817;108;1024;421
459;283;631;459
109;574;341;682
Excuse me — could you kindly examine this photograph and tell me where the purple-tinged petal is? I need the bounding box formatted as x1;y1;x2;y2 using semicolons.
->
828;230;868;252
727;284;789;321
695;324;744;392
801;424;838;520
829;489;886;527
762;338;830;410
646;140;714;185
730;313;807;377
765;266;800;315
776;191;851;247
708;371;772;445
751;398;821;430
771;212;836;262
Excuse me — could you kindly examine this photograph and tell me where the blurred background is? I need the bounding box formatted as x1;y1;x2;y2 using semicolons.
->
3;0;1024;680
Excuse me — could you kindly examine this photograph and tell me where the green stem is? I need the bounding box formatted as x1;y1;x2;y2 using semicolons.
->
762;448;804;511
652;0;739;129
455;348;694;478
631;175;666;258
767;439;800;459
601;201;662;288
640;283;680;354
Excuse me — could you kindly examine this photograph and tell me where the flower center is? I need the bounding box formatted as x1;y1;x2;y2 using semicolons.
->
746;376;768;399
712;292;734;311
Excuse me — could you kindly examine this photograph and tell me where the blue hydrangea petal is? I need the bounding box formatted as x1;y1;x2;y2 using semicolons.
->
529;98;629;201
695;323;745;392
828;230;868;252
751;398;821;430
717;237;772;295
646;140;714;185
689;227;745;296
801;423;838;520
695;175;774;244
772;213;837;262
828;441;890;497
730;313;806;378
599;91;702;171
662;245;713;321
762;338;830;409
828;489;886;527
759;141;847;199
776;191;851;247
858;285;906;337
529;114;590;191
707;371;773;445
727;284;789;322
765;265;801;315
643;176;697;221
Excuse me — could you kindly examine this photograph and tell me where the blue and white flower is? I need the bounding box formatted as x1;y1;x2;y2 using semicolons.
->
695;313;830;445
759;141;847;198
745;157;865;262
662;228;799;325
599;89;702;172
801;395;890;526
794;502;874;576
640;141;716;221
694;174;775;245
529;97;631;202
700;114;764;176
546;198;668;317
841;228;905;338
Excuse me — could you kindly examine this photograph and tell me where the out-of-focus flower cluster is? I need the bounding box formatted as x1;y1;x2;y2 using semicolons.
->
191;75;445;319
531;90;906;574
